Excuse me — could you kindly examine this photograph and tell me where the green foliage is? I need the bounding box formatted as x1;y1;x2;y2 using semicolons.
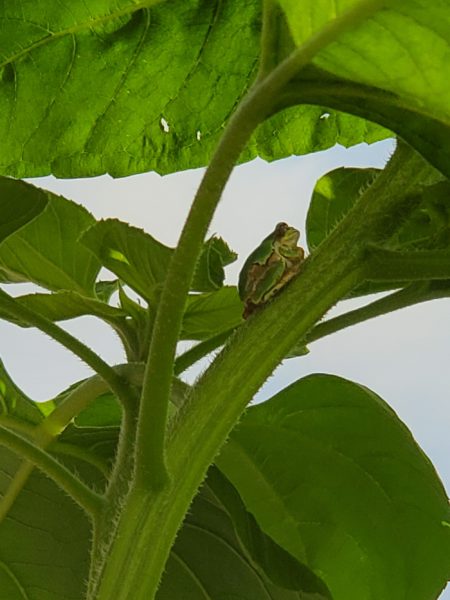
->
81;219;173;304
0;177;48;243
0;360;44;425
159;467;331;599
182;287;242;340
192;237;238;292
307;168;450;253
0;0;388;178
217;374;450;600
277;1;450;178
0;459;92;600
0;188;100;293
0;2;449;600
306;167;450;295
306;167;380;251
0;290;125;327
0;2;449;177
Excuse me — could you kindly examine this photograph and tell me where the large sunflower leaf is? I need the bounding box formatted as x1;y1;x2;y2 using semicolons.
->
0;426;329;600
276;0;450;177
0;1;449;177
158;467;332;600
217;374;450;600
0;0;388;178
0;448;93;600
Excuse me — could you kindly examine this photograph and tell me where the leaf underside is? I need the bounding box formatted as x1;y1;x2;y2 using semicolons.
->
217;374;450;600
4;0;450;178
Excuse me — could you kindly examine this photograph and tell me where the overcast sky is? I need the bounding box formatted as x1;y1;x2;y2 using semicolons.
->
1;139;449;598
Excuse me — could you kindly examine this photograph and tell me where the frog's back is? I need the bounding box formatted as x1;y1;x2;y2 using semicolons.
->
238;233;275;300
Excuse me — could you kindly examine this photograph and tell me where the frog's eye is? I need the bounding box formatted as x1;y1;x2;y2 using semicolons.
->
275;222;289;235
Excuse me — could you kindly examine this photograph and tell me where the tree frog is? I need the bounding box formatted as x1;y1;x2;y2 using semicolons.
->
238;222;305;318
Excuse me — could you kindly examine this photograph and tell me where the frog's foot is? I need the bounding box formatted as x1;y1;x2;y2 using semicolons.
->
243;301;258;319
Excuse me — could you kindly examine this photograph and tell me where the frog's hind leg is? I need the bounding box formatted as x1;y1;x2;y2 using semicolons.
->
253;260;285;304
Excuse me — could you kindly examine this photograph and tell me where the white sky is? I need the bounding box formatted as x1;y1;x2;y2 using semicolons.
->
1;140;449;598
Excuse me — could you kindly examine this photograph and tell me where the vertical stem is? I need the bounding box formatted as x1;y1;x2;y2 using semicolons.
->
135;92;268;489
134;0;386;491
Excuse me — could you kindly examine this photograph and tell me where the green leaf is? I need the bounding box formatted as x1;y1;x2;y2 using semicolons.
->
0;418;118;598
391;181;450;251
207;467;332;597
306;168;450;296
59;424;119;468
73;376;188;427
306;167;380;251
82;220;238;310
277;3;450;177
182;287;243;340
192;236;238;292
217;374;450;600
0;290;125;327
0;0;388;178
81;219;172;304
307;168;450;254
0;421;327;600
95;279;120;303
74;393;122;428
0;177;48;243
253;102;388;167
1;1;449;178
285;342;309;359
170;377;191;410
158;467;331;600
0;360;43;425
0;191;100;293
0;449;92;599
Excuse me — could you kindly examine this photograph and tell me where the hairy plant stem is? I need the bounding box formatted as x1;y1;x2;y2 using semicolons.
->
97;2;396;595
306;281;450;344
135;94;265;489
365;248;450;281
135;0;385;492
92;138;433;599
88;394;141;599
0;289;130;403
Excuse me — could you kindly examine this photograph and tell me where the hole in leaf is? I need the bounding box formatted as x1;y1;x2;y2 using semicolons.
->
196;130;202;141
319;112;330;120
160;117;170;133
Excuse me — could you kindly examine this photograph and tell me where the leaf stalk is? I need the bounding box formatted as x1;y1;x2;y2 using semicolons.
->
0;289;131;404
0;424;105;518
306;281;450;344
